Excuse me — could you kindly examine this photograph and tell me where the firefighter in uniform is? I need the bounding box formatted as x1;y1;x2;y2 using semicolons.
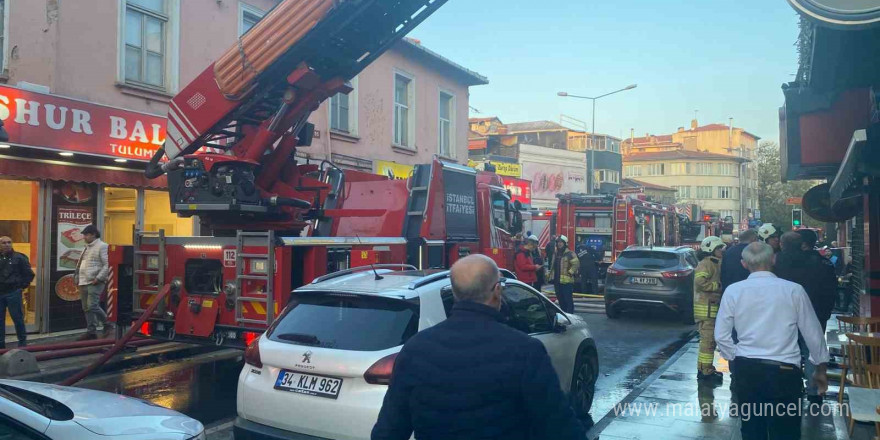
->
694;236;726;383
757;223;781;253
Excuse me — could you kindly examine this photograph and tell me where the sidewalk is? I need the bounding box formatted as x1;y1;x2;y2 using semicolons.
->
591;338;852;440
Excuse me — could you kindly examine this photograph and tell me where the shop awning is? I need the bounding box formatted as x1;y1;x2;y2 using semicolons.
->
830;126;880;204
0;155;167;189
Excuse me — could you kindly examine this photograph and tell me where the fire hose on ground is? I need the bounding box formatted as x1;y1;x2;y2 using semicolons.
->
58;283;173;386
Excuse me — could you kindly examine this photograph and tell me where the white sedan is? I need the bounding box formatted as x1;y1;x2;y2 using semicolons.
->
236;268;599;440
0;379;205;440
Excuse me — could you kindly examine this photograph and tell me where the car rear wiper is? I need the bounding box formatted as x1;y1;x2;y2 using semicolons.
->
275;332;321;346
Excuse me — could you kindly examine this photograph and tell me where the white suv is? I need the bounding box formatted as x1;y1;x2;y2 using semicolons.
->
234;267;599;440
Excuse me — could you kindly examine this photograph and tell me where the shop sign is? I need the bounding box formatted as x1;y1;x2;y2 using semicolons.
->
375;160;414;180
0;85;166;161
467;160;521;178
56;206;93;271
521;161;586;200
501;177;532;205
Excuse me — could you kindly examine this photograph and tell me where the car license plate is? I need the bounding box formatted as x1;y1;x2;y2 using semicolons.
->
274;370;342;399
629;277;658;285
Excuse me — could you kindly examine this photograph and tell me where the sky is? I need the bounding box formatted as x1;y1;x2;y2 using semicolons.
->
408;0;802;143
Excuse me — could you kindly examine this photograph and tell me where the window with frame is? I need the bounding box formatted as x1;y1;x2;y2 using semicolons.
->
330;93;351;133
393;73;413;147
124;0;168;89
438;91;454;157
717;163;734;176
673;185;691;199
646;163;665;176
239;3;265;36
500;285;552;334
695;163;714;175
607;138;620;153
669;162;691;175
696;186;713;199
718;186;733;199
625;165;642;177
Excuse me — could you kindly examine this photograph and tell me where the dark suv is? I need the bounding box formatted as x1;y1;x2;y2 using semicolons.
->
604;246;699;324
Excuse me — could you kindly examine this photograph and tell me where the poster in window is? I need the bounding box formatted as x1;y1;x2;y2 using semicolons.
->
56;206;94;271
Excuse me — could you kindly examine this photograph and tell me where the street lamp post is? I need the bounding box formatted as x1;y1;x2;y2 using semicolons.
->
558;84;637;195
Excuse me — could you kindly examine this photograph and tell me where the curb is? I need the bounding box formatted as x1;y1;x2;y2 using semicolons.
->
587;330;698;439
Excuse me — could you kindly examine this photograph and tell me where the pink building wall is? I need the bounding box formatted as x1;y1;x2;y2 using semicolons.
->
2;0;479;168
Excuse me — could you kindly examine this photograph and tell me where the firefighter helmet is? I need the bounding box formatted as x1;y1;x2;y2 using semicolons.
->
558;235;569;244
757;223;779;240
527;234;539;243
700;236;726;254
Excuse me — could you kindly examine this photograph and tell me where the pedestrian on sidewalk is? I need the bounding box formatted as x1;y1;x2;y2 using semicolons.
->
549;236;579;314
721;229;758;293
515;235;543;291
371;254;585;440
715;242;829;440
774;231;837;406
694;236;725;383
0;236;35;349
74;225;114;340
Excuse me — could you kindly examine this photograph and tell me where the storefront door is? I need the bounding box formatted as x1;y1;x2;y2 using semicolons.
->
0;179;42;334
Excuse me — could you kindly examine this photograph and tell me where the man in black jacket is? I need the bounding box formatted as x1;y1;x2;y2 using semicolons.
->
721;229;758;293
372;254;585;440
0;236;35;348
774;232;837;405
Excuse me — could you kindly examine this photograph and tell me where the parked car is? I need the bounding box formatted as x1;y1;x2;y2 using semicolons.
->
0;379;205;440
235;267;599;440
604;246;699;324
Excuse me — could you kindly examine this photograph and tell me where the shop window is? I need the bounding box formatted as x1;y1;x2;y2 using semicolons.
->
104;187;137;245
0;180;38;331
145;190;193;236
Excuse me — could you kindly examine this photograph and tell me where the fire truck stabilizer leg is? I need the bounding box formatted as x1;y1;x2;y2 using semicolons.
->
59;284;173;387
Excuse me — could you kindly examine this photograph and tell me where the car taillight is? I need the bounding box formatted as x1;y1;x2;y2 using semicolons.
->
243;331;259;347
662;269;693;279
607;267;625;276
364;352;399;385
244;335;262;368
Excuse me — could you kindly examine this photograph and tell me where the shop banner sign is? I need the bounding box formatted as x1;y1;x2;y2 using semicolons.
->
56;206;93;271
376;160;414;180
501;177;532;206
467;160;522;178
442;168;478;241
521;162;586;200
0;85;166;161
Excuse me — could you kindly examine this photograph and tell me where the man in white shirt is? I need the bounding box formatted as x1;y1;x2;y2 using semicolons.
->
74;225;113;340
715;242;829;440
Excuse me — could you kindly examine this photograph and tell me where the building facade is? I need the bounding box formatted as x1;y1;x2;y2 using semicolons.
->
619;178;677;205
623;150;750;224
0;0;484;334
623;120;759;226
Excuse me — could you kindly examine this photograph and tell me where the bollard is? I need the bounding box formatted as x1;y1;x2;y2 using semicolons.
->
0;349;39;377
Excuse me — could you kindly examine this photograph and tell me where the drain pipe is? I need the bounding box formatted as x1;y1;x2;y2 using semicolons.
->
59;283;173;386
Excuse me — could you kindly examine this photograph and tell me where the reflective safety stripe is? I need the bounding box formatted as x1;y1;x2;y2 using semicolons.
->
695;272;710;278
698;353;715;362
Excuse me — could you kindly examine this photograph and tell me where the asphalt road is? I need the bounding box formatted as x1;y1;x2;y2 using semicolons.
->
74;303;694;440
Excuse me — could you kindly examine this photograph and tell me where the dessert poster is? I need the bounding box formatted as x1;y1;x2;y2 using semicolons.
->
56;206;93;271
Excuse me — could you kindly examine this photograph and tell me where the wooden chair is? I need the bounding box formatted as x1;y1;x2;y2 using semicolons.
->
838;316;880;334
840;334;880;405
846;364;880;438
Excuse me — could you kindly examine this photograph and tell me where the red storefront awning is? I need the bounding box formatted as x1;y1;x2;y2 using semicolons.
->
0;156;167;189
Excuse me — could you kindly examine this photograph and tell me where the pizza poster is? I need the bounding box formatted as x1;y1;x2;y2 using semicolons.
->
56;206;94;271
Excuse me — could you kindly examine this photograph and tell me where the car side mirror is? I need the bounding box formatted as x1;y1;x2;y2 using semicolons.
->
553;312;571;333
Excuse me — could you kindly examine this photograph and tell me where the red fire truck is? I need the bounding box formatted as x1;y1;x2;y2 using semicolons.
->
555;193;681;272
106;0;525;348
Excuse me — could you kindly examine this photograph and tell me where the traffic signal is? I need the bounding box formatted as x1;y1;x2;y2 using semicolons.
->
792;209;803;227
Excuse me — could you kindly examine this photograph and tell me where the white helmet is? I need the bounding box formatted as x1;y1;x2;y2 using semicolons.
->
558;235;569;244
700;236;726;254
527;235;539;243
757;223;778;240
